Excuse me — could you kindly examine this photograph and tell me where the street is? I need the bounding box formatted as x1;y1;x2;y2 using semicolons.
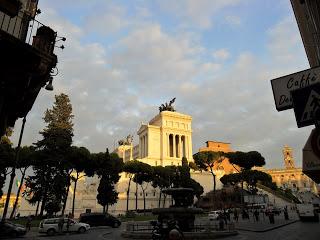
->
15;225;124;240
10;220;320;240
229;221;320;240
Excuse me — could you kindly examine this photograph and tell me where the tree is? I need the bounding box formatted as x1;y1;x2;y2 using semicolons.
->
95;149;123;213
123;160;140;212
0;128;16;221
193;151;224;194
222;151;270;196
220;173;242;186
97;176;118;213
0;128;13;145
25;93;74;217
189;178;204;202
225;151;265;171
133;162;153;213
242;170;273;193
10;146;35;219
171;157;204;206
151;166;171;207
0;141;14;198
68;146;92;217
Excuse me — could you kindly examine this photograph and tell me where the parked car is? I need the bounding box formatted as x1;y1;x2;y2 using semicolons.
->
0;221;27;238
208;210;221;220
79;213;121;227
297;204;319;222
38;218;90;236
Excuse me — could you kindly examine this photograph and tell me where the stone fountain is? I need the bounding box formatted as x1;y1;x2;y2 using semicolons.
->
152;187;203;232
122;187;238;239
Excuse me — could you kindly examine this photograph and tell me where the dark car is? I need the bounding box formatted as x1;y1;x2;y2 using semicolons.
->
79;213;121;228
0;221;27;238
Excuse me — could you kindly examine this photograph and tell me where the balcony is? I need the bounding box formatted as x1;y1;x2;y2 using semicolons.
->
0;8;58;136
0;9;55;53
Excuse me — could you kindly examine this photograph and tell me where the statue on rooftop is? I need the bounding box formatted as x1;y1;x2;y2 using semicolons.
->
118;134;133;146
159;97;176;112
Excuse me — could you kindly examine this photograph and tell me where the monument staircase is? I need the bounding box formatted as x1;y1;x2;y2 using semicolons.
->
293;191;320;204
256;183;300;207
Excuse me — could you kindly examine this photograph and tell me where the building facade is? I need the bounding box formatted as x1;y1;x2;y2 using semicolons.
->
199;141;240;174
261;145;319;194
137;111;193;166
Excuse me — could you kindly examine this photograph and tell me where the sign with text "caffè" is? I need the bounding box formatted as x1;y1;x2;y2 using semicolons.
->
271;66;320;111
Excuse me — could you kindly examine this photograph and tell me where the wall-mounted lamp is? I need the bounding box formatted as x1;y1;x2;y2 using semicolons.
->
55;36;66;50
45;76;53;91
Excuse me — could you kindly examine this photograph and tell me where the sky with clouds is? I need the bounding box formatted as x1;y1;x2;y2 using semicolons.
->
12;0;314;168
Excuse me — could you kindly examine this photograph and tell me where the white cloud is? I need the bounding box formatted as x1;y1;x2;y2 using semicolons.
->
225;15;242;26
158;0;242;29
267;16;307;66
84;4;129;36
212;49;230;61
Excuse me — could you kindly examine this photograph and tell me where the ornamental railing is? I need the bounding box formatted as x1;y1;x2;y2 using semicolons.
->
0;10;53;46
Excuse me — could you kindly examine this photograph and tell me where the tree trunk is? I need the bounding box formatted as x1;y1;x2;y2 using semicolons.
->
126;177;132;212
163;194;167;208
71;176;78;217
61;179;71;216
241;181;244;207
210;168;216;194
135;182;138;211
10;167;27;219
39;195;47;217
106;204;109;213
158;190;162;208
2;169;16;221
141;187;146;215
35;200;40;216
103;205;106;214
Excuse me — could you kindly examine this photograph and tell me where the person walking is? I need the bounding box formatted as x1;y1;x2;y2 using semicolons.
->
218;213;224;231
26;216;32;231
66;218;71;233
254;209;259;222
233;209;239;222
284;206;289;220
58;217;64;234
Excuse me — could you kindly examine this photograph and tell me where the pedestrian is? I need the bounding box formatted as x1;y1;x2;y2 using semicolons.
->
268;212;275;224
254;209;259;222
284;206;289;220
26;215;32;231
58;217;64;233
233;209;239;222
66;218;71;233
223;210;228;225
226;210;231;222
218;213;224;230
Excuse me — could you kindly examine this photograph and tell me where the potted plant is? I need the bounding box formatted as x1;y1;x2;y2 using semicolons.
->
0;0;22;18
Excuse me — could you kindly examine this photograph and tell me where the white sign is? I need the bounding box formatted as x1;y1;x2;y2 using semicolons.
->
271;66;320;111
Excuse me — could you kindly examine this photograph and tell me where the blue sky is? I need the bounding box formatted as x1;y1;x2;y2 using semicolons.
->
12;0;312;169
